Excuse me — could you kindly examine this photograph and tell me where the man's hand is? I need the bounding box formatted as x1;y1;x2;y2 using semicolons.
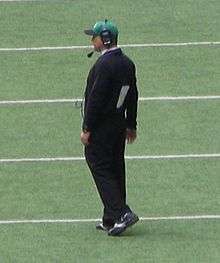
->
80;131;91;146
126;128;137;144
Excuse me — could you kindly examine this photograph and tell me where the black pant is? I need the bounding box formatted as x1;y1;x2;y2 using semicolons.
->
85;119;131;226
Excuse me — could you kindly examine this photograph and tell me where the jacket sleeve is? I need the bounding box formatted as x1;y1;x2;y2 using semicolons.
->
82;64;111;131
126;64;138;130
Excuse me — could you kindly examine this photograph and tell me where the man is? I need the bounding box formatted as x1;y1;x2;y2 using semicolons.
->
81;19;139;236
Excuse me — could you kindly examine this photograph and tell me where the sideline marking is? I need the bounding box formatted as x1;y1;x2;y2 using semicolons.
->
0;153;220;163
0;0;44;2
0;41;220;52
139;96;220;101
1;96;220;105
0;98;83;105
0;215;220;225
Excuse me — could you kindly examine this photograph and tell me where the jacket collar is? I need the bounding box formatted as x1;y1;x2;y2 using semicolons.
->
101;47;120;55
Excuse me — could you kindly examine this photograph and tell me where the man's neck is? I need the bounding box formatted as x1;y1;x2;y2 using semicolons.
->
101;46;119;55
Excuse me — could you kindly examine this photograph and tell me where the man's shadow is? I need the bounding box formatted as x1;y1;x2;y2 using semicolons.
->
119;220;199;240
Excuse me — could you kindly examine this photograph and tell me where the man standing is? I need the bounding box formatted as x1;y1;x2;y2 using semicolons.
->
81;20;139;236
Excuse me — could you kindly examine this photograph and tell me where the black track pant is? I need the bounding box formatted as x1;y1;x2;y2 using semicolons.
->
85;120;131;227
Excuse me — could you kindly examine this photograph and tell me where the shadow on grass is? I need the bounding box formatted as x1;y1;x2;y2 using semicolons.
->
114;220;206;241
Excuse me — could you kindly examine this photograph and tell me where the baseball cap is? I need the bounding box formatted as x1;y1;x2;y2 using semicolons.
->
84;19;119;38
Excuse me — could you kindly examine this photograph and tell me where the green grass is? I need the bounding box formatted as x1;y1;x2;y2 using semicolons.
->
0;159;219;262
0;160;219;219
0;101;219;158
0;47;220;100
0;221;220;263
0;0;219;47
0;0;220;262
0;104;82;158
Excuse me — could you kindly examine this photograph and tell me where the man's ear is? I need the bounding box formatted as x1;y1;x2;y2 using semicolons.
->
96;36;104;45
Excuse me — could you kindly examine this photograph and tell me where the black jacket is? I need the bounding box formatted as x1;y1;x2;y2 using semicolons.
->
83;48;138;132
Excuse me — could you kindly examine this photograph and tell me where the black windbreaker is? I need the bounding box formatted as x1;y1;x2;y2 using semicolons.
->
83;48;138;132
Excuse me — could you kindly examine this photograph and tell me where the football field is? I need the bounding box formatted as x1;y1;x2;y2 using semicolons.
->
0;0;220;262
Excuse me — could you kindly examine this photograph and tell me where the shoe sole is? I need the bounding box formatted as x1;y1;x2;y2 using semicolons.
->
108;215;139;236
108;226;127;236
108;223;127;236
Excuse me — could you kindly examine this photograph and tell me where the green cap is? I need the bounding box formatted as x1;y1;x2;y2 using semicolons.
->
84;19;118;38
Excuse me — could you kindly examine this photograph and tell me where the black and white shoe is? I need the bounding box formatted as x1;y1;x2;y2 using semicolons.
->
108;212;139;236
108;221;127;236
96;223;112;232
122;212;139;228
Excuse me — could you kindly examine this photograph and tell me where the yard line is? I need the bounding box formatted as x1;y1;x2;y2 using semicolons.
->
0;45;91;52
121;42;220;48
125;154;220;159
0;98;83;105
0;153;220;163
1;95;220;105
0;215;220;225
0;41;220;52
138;95;220;101
0;0;43;2
0;157;85;163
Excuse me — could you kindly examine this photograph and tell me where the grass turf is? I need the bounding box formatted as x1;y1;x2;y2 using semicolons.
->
0;47;219;100
0;0;220;262
0;159;219;219
0;101;219;157
0;220;220;263
0;0;219;47
0;159;220;262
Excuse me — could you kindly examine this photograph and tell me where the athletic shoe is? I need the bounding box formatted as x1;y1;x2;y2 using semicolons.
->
122;212;139;228
96;223;113;232
108;221;127;236
108;212;139;236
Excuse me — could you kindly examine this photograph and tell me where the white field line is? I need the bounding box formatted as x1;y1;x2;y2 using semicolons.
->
0;0;43;2
0;215;220;225
0;41;220;52
1;154;220;163
0;98;83;105
1;96;220;105
138;96;220;101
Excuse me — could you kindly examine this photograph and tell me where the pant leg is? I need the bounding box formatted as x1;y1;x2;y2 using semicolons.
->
113;129;132;214
85;125;125;225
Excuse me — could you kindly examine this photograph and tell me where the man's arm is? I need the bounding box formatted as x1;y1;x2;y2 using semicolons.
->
125;64;138;143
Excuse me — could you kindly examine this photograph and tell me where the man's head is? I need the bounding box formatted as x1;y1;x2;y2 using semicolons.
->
84;20;119;52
